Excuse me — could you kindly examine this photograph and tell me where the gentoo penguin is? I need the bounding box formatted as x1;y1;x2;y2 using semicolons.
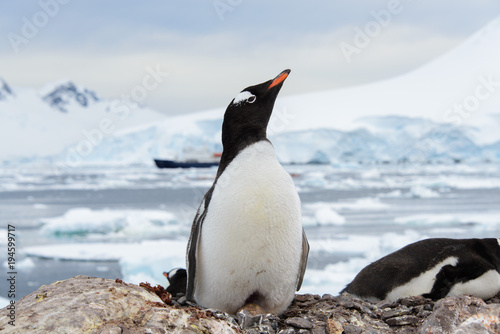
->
186;69;309;315
342;238;500;302
163;268;187;295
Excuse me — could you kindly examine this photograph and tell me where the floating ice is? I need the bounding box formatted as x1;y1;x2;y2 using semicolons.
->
378;185;440;198
302;202;346;226
305;198;389;213
0;229;6;245
0;296;10;308
394;213;500;228
409;185;440;198
39;208;186;240
314;207;346;226
301;230;425;295
378;189;404;198
2;257;35;270
23;239;188;286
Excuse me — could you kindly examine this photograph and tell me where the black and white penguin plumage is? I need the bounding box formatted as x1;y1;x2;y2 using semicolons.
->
342;238;500;302
186;69;309;315
163;268;187;295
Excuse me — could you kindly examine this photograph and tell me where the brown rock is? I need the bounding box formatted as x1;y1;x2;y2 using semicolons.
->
327;318;343;334
0;275;241;334
418;295;499;334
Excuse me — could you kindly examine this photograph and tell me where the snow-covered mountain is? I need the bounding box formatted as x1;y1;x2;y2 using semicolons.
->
0;79;166;164
1;16;500;166
279;15;500;146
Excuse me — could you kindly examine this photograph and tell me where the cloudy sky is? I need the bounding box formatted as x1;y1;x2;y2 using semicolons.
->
1;1;499;116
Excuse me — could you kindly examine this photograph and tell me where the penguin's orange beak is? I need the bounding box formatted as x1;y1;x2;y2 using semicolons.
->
268;69;290;90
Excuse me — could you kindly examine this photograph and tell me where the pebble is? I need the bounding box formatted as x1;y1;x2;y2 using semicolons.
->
385;315;420;326
343;324;362;334
381;306;411;320
399;295;431;307
285;317;314;329
321;294;335;300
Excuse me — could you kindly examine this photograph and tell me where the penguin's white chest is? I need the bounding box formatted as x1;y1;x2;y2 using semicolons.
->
195;141;302;314
205;141;301;247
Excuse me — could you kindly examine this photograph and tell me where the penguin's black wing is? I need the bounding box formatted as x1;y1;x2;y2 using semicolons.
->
296;228;310;290
186;187;214;301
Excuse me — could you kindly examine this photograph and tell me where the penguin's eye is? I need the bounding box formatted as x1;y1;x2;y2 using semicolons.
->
247;95;256;103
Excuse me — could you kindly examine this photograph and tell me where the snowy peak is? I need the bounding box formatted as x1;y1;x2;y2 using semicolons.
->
40;81;100;113
0;79;167;162
0;78;14;101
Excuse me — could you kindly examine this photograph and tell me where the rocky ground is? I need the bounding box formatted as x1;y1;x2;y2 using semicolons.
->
1;275;499;333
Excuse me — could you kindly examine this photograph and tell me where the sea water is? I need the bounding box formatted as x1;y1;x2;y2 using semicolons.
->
0;163;499;306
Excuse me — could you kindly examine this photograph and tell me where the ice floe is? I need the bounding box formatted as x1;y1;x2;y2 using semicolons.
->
39;208;187;240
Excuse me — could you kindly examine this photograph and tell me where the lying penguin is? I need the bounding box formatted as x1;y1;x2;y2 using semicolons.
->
342;238;500;302
186;69;309;315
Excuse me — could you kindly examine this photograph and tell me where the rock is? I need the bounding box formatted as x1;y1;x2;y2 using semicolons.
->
381;306;411;320
327;318;343;334
343;324;363;334
385;315;420;326
399;295;432;307
278;329;295;334
418;295;500;334
1;275;500;333
0;275;240;334
285;317;313;329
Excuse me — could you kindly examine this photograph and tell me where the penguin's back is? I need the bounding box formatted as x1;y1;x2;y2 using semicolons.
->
343;238;500;302
194;140;303;314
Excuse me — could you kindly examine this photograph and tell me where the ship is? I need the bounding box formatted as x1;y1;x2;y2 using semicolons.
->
154;150;221;169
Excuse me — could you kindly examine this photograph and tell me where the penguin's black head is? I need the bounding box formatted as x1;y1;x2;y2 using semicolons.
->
221;69;291;148
163;268;187;295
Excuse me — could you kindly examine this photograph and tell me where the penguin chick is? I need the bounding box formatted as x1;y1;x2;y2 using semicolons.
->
164;268;187;296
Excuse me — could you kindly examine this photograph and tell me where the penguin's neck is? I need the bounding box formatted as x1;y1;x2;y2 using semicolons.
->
217;130;269;179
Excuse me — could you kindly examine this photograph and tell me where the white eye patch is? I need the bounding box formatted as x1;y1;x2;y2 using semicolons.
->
232;91;256;105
